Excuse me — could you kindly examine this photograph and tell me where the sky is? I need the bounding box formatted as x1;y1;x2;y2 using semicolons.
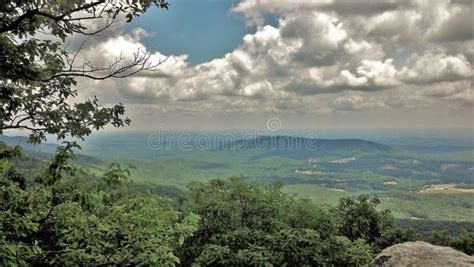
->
124;0;256;65
71;0;473;131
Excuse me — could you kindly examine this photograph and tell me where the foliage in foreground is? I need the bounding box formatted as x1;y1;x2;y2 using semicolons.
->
0;146;198;266
2;144;472;265
0;144;394;266
177;177;402;266
179;177;473;266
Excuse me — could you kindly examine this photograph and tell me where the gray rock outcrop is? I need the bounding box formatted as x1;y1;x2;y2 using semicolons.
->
372;241;474;267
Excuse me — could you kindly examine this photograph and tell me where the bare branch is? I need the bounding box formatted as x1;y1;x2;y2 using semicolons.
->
42;52;167;81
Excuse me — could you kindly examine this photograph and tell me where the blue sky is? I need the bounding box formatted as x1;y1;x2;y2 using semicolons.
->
125;0;256;65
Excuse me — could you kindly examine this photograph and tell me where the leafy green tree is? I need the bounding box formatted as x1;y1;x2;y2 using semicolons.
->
448;230;474;255
322;236;372;266
0;151;199;265
375;228;419;253
179;177;372;266
1;0;168;143
0;1;203;265
338;195;393;251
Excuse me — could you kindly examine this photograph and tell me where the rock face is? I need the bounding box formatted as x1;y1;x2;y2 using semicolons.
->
372;241;474;267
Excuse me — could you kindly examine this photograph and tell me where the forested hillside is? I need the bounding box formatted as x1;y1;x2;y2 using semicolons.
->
2;141;473;265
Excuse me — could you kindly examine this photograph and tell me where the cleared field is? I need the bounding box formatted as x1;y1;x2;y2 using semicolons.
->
378;192;474;222
283;184;474;222
282;184;353;206
420;184;474;193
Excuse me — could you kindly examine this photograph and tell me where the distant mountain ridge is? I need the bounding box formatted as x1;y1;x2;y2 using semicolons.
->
0;134;30;144
219;135;396;160
0;135;58;153
0;135;103;167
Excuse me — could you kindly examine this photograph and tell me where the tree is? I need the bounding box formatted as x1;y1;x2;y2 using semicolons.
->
0;1;202;265
0;0;168;143
178;177;373;266
0;151;199;265
337;195;393;252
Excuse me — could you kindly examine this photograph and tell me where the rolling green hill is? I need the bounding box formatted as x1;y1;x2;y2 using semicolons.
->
3;133;473;223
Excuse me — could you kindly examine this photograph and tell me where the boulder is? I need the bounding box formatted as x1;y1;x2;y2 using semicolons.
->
372;241;474;267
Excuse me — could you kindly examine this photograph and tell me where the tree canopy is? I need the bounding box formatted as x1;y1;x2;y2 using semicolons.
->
0;147;199;265
177;177;380;266
0;1;203;265
0;0;168;143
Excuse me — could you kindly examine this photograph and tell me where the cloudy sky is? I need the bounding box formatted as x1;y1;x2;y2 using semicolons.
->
73;0;472;131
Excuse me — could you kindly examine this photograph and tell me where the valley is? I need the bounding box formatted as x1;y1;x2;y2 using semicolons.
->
3;132;473;222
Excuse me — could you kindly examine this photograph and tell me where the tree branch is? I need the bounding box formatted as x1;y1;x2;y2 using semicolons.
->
0;1;106;34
